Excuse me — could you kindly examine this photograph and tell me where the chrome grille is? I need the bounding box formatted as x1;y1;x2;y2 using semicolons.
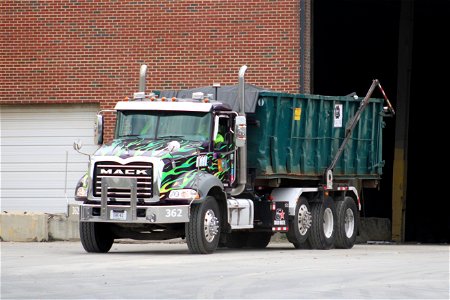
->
93;162;153;200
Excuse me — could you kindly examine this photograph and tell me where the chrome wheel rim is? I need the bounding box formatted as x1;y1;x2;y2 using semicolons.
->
204;209;219;243
297;204;312;235
344;208;355;238
323;207;334;238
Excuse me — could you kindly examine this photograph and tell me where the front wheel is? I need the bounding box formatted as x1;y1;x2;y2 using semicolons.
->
186;196;221;254
308;196;337;250
79;222;114;253
335;196;358;249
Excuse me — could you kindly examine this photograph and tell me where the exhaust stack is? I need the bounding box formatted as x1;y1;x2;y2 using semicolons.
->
139;64;148;93
238;65;247;115
230;65;248;196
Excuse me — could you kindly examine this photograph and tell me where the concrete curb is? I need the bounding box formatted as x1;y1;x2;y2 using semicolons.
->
0;205;80;242
1;205;392;243
0;212;49;242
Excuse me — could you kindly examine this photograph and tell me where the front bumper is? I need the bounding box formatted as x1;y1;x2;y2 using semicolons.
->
80;203;190;224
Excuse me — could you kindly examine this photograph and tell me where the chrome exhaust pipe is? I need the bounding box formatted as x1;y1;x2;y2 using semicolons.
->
231;65;248;196
139;64;148;93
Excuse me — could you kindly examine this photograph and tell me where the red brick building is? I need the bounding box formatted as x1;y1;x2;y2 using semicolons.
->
0;0;311;212
1;0;311;137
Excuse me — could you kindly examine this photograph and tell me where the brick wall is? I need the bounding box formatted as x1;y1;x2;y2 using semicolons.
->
1;0;308;141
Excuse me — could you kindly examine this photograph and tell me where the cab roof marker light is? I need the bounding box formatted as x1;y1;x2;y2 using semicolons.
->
133;92;146;100
192;92;204;100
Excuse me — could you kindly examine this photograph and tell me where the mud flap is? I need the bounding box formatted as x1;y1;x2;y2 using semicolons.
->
271;201;289;232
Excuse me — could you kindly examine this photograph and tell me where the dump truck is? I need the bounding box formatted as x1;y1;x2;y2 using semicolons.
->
73;65;394;254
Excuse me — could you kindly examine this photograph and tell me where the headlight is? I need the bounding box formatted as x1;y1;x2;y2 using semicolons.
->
169;189;199;200
74;174;88;201
76;186;87;197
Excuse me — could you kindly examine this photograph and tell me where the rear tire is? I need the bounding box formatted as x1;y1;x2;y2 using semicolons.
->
335;196;358;249
286;196;312;249
308;197;337;250
79;222;114;253
186;196;221;254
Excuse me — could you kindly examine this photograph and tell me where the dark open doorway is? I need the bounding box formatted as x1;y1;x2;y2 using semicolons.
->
313;0;449;243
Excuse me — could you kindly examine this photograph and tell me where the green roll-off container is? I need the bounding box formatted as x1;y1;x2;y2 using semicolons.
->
247;92;385;181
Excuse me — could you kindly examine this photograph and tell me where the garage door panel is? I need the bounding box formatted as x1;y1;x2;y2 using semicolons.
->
0;199;74;213
1;188;76;199
1;162;88;172
2;119;96;130
2;136;96;146
2;128;95;138
2;172;86;189
2;153;93;164
2;144;97;154
2;145;98;161
1;104;98;114
1;104;98;213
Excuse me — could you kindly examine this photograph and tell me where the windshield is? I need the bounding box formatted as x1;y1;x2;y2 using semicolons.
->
115;110;212;142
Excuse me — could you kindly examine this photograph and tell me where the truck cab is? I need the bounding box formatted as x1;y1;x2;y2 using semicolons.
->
74;70;261;254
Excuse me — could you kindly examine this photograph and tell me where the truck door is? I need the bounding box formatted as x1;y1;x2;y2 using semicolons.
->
213;114;236;187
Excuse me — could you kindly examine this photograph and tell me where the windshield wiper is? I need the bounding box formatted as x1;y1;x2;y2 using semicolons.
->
120;134;146;138
158;135;185;139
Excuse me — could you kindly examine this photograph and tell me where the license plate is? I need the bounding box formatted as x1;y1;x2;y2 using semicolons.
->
110;210;127;221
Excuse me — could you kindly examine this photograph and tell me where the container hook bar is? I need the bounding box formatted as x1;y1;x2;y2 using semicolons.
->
325;79;394;187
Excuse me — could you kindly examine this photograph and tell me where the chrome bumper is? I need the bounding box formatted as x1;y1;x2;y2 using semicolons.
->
80;203;190;224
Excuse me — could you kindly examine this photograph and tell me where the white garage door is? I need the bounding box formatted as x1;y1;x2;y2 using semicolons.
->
1;104;100;213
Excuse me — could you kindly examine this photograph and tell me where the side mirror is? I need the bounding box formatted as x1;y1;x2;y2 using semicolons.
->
73;139;89;156
235;116;246;147
94;115;104;145
73;140;83;151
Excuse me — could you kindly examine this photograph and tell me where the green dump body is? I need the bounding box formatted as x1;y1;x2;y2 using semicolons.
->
247;92;385;180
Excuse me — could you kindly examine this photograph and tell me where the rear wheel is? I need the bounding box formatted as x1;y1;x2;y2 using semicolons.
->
80;222;114;253
335;196;358;249
308;197;337;249
186;196;221;254
286;196;312;249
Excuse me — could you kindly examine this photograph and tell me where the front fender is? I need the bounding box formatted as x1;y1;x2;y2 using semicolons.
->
160;170;224;201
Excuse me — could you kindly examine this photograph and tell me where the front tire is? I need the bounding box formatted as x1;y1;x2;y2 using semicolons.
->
186;196;221;254
286;196;312;249
335;196;358;249
308;196;337;250
79;222;114;253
